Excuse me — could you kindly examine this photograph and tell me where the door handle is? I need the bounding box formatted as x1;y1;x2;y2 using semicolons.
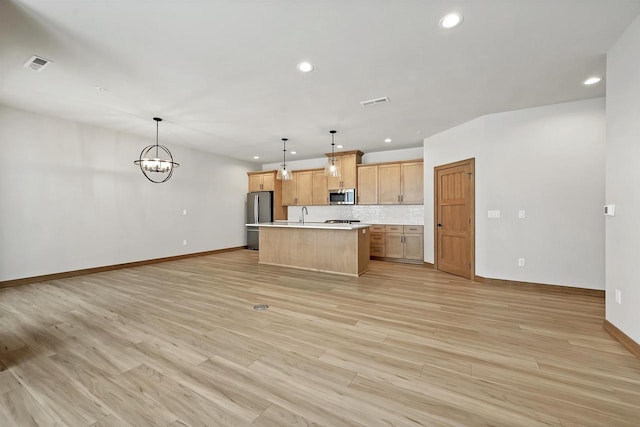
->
254;195;259;223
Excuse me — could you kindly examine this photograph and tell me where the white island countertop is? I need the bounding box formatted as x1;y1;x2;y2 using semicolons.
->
245;222;370;230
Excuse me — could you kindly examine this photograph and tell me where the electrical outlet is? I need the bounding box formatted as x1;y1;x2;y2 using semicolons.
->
518;210;526;219
183;239;187;246
615;289;622;304
488;210;501;219
183;209;188;216
518;258;525;267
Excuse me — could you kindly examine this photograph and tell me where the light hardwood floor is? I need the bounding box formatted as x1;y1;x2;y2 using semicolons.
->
0;250;638;426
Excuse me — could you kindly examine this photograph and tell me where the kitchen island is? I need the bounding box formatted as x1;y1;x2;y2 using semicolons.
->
247;222;370;276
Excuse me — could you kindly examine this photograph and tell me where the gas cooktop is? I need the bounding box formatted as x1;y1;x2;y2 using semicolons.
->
324;219;361;224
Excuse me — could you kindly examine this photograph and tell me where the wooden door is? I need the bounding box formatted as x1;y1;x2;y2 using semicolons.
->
261;173;275;191
379;164;401;204
401;162;423;204
248;174;262;192
435;158;475;279
312;170;328;205
296;171;314;206
357;165;378;204
281;175;297;206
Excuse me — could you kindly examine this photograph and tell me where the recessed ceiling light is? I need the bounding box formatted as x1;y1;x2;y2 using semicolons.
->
291;151;297;155
336;145;343;149
439;12;463;29
583;76;602;85
384;138;392;143
297;62;314;73
253;156;260;160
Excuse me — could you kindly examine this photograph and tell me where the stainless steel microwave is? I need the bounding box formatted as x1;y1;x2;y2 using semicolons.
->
329;188;356;205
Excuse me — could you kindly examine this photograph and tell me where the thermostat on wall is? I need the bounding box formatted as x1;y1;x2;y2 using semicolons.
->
604;204;615;216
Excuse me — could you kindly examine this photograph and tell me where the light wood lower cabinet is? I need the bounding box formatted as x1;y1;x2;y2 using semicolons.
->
370;224;423;263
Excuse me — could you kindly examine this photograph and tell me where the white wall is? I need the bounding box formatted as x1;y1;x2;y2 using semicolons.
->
0;105;252;281
605;15;640;343
424;98;606;289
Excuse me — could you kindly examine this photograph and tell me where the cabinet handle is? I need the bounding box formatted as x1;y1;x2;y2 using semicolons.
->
397;195;400;202
401;195;404;202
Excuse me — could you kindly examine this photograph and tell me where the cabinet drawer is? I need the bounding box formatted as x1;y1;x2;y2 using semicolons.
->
369;225;385;233
370;232;385;244
404;225;423;235
385;225;403;233
370;245;385;257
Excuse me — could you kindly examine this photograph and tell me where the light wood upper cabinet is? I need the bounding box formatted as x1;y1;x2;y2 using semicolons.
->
340;154;358;188
282;171;314;206
312;170;328;205
296;171;313;206
357;165;379;204
248;171;276;192
379;164;402;204
326;152;362;190
261;173;275;191
247;170;286;220
401;162;423;204
378;161;423;205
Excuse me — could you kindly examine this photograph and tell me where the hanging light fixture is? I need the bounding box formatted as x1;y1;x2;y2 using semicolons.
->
134;117;179;183
276;137;292;180
324;130;340;177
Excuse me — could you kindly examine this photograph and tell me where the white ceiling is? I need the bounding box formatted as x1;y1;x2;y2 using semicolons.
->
1;0;639;164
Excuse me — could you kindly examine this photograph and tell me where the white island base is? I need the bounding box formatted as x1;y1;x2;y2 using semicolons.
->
257;224;370;276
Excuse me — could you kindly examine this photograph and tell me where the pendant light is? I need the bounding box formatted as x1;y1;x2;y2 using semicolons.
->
324;130;340;177
276;137;292;180
134;117;179;183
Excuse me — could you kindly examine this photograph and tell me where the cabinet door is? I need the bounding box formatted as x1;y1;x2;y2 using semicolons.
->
327;156;342;190
261;173;275;191
385;233;404;258
379;164;401;204
312;170;328;205
340;154;357;189
281;176;297;206
401;162;424;204
296;171;314;206
248;174;262;192
357;165;378;204
404;234;424;260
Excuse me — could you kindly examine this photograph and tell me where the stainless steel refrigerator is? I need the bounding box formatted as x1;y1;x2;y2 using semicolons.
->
246;191;273;250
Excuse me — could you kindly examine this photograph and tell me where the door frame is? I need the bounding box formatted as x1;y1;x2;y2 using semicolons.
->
433;158;475;280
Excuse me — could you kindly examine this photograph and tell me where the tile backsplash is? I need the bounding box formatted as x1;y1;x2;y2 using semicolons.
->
287;205;424;225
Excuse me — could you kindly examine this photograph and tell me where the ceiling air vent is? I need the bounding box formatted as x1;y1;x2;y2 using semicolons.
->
360;96;390;107
23;55;52;71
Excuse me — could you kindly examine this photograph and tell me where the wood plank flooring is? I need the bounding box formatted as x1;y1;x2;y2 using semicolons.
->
0;250;639;426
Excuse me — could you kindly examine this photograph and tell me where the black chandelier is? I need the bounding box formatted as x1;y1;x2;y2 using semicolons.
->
134;117;180;183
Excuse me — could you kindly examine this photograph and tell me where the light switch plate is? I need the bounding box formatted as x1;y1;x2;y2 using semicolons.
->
518;210;526;219
604;204;615;216
488;210;501;219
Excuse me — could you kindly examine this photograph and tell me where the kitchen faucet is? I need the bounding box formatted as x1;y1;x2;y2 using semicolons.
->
301;206;308;225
